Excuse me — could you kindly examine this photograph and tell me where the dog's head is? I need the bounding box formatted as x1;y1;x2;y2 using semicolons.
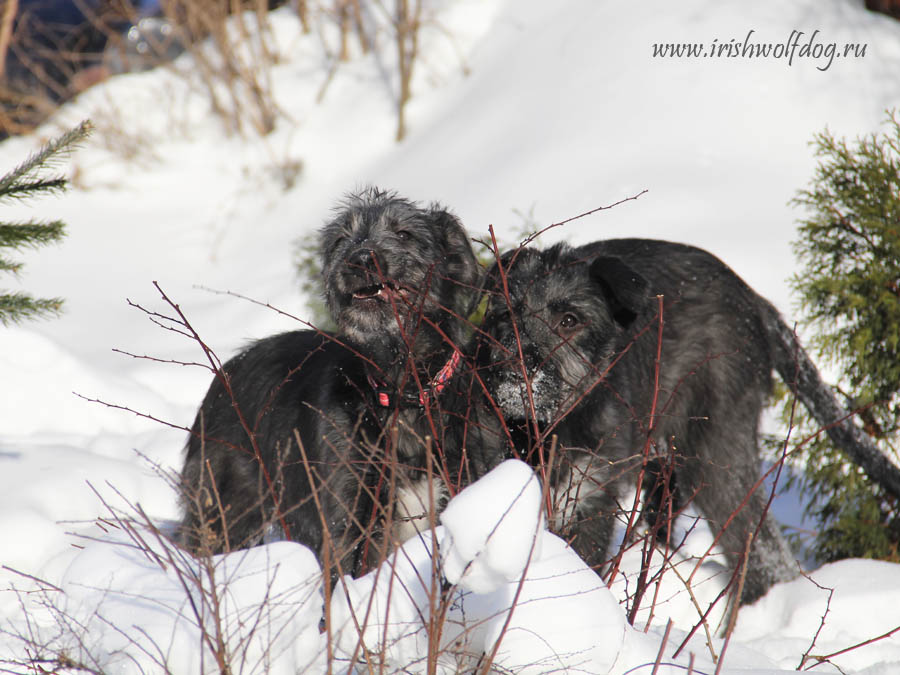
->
482;243;649;424
320;188;481;350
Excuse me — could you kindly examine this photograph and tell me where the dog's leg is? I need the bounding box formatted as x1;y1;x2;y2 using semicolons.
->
683;414;795;605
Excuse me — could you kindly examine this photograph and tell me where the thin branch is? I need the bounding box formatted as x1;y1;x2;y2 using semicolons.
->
798;571;835;670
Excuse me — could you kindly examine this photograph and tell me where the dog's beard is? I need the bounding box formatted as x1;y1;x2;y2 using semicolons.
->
492;367;562;424
337;297;410;342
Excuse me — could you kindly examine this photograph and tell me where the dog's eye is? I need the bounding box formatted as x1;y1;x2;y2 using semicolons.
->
557;313;580;332
396;230;412;241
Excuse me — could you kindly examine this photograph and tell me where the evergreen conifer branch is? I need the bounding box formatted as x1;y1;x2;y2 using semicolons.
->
0;178;68;203
0;120;91;325
0;120;92;197
0;222;65;249
0;292;64;325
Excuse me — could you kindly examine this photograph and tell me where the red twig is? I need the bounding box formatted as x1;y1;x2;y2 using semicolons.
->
805;623;900;670
797;571;835;670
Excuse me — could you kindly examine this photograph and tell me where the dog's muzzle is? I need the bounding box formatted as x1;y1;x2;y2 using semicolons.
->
343;247;412;306
490;366;559;424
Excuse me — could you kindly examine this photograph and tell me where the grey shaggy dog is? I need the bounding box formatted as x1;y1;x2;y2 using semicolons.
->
482;239;802;605
179;188;500;577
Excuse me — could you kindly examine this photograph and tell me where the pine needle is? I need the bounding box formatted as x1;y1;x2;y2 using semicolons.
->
0;292;64;326
0;221;65;250
0;120;92;200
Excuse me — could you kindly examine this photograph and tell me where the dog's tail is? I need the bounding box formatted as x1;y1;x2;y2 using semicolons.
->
760;298;900;500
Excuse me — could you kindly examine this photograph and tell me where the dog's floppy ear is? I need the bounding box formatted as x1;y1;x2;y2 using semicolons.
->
589;256;650;328
430;207;483;316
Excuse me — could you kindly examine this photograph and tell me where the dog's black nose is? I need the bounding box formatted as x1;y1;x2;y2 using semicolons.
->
347;248;384;274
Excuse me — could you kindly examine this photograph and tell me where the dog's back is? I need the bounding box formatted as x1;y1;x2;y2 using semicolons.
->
578;239;775;450
179;330;382;572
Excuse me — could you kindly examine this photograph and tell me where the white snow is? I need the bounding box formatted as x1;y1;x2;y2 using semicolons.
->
440;459;544;594
3;0;900;672
332;462;627;674
28;534;325;674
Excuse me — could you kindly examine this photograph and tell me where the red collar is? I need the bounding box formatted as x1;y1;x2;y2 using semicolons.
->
368;349;462;409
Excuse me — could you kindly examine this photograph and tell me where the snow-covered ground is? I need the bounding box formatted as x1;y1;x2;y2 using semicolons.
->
2;0;900;672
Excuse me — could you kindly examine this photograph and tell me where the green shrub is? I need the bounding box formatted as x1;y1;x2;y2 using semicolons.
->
776;111;900;562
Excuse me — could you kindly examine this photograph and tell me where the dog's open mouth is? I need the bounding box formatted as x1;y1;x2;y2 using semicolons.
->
351;281;404;302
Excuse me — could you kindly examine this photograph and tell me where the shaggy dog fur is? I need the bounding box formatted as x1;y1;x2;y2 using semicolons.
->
482;239;801;605
179;188;500;577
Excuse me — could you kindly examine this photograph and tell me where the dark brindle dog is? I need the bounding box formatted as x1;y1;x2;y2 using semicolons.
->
482;239;808;605
179;188;500;576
